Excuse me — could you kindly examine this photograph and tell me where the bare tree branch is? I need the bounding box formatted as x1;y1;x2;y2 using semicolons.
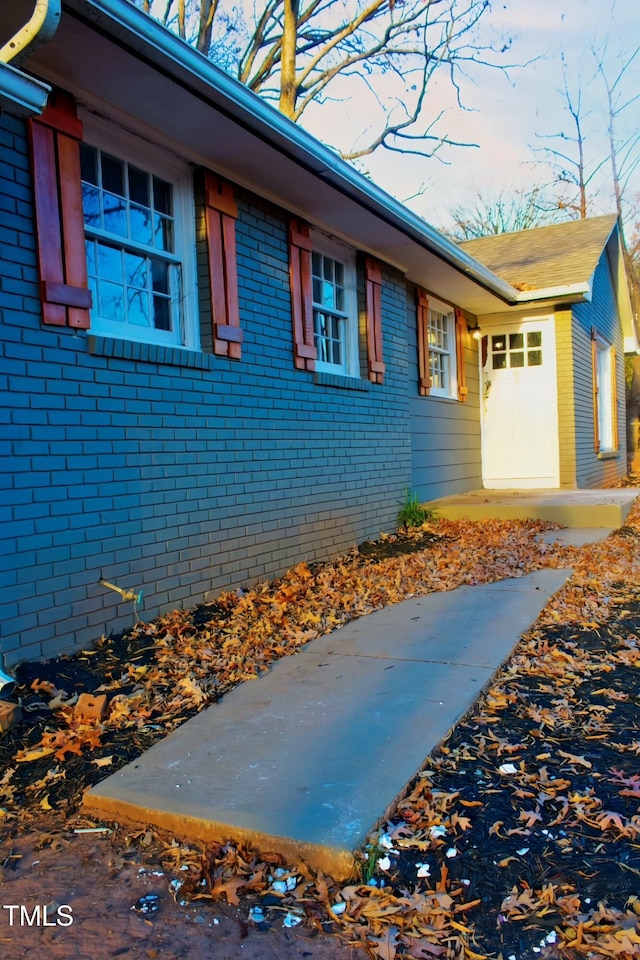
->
137;0;511;162
448;185;566;240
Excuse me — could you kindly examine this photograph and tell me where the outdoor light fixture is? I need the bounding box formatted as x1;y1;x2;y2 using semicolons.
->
467;319;483;341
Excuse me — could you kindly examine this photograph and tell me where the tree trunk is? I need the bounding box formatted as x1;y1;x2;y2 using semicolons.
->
279;0;299;118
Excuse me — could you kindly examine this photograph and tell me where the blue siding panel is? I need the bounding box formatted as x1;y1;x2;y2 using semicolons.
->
572;251;627;487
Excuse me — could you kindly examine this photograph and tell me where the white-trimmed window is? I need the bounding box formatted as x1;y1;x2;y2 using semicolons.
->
428;298;457;398
310;235;358;376
594;335;617;453
79;120;196;347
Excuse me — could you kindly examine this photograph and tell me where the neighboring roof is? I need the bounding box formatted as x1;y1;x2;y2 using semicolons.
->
459;215;618;292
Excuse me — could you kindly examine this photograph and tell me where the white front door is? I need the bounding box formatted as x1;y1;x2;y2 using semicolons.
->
481;318;560;489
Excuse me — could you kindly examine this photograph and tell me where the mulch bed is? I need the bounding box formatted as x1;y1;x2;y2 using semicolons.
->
361;595;640;958
357;530;447;562
3;505;640;958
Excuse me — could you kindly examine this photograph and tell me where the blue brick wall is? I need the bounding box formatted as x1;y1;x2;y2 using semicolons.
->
1;111;411;666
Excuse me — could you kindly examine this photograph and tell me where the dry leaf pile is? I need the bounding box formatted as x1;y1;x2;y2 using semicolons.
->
0;514;572;816
3;500;640;958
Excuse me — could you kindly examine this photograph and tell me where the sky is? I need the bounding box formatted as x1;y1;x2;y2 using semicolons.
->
298;0;640;236
144;0;640;238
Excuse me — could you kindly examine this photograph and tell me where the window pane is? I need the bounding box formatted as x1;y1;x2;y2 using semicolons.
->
153;296;171;331
492;335;506;352
81;183;101;227
322;279;335;310
130;203;154;246
98;243;123;281
128;166;149;206
127;288;150;327
153;176;172;215
101;154;124;196
527;330;542;348
152;259;169;295
510;351;525;367
493;353;507;370
125;251;148;289
154;214;173;252
528;350;542;366
312;278;322;303
335;262;344;287
509;333;524;350
312;251;321;276
100;280;124;320
80;145;98;185
103;192;127;237
323;257;333;282
85;238;97;276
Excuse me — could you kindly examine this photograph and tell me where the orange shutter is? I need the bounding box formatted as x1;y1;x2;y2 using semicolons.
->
205;173;242;359
28;89;91;329
455;308;468;402
416;287;430;396
591;328;600;453
365;258;385;383
288;219;316;371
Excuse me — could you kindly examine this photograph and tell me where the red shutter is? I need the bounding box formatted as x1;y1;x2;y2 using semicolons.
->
591;327;600;453
455;308;468;402
205;173;242;359
416;287;430;396
28;90;91;329
288;219;316;371
365;258;385;383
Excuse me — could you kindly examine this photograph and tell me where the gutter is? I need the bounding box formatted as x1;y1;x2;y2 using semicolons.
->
0;0;61;67
514;281;592;304
0;59;50;116
64;0;521;307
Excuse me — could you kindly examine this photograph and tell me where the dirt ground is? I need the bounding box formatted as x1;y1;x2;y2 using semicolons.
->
0;819;367;960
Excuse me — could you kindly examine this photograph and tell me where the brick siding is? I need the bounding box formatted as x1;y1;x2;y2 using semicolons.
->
0;113;411;666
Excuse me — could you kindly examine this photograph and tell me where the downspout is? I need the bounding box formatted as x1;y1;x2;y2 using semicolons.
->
0;0;61;67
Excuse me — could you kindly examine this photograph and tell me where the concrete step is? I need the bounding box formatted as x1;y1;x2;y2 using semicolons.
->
428;488;636;528
84;568;570;879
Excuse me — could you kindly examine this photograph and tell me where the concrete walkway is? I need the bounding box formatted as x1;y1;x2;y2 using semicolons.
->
85;567;572;879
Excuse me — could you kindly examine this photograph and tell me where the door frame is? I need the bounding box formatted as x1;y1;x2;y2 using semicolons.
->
480;314;560;489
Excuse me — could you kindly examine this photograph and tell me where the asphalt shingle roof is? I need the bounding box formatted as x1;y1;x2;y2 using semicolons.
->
459;215;618;291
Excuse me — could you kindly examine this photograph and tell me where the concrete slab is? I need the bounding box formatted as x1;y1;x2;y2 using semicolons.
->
429;488;636;528
84;568;571;879
539;528;614;547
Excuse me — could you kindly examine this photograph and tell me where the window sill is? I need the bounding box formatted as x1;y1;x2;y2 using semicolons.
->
424;392;458;403
597;450;620;460
313;371;370;391
88;335;216;370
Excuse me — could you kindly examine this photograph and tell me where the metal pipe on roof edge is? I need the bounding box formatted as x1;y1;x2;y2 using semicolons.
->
0;0;61;66
66;0;521;306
